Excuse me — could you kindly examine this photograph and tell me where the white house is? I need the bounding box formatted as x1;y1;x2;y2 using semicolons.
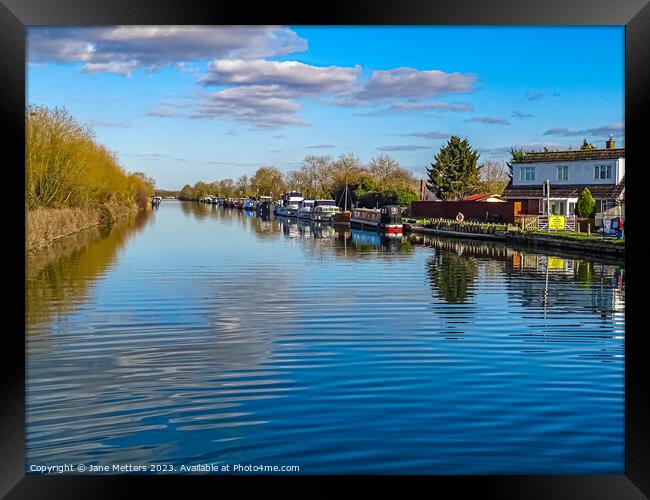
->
502;137;625;216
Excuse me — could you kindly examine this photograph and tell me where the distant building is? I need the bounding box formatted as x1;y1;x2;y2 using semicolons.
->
502;137;625;216
462;193;506;202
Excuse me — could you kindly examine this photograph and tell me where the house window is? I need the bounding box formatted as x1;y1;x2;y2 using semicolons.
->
568;202;576;215
594;164;612;180
557;165;568;181
520;166;535;182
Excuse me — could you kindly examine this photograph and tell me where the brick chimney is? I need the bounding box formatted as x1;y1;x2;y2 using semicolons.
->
605;135;616;149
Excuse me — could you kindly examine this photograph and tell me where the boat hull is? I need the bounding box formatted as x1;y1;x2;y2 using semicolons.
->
350;218;402;234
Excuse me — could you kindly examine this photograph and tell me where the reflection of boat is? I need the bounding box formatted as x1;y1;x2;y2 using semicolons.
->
280;217;300;238
297;218;313;237
334;182;351;224
310;199;339;222
297;198;316;218
350;205;403;234
350;229;409;252
311;222;336;238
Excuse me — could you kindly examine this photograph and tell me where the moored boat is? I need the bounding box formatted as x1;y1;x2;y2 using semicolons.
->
277;192;304;217
297;198;316;218
333;182;352;224
350;205;403;234
309;199;340;222
243;198;256;211
256;196;274;216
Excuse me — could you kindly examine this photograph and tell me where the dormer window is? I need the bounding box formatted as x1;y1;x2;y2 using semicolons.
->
556;165;568;181
594;165;612;179
520;166;535;181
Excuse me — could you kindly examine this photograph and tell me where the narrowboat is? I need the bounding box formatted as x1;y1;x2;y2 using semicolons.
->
350;205;403;234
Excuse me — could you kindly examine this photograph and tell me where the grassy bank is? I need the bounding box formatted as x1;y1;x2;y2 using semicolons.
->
26;201;141;252
522;230;624;245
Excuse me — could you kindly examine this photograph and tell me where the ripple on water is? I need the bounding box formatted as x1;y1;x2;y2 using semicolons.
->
26;203;625;474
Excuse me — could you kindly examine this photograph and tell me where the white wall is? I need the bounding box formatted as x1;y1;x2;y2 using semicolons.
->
617;158;625;183
513;158;622;186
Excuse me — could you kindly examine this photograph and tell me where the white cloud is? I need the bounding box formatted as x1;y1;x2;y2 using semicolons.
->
465;116;511;125
400;131;451;139
543;122;624;138
200;59;360;95
81;61;139;77
192;85;308;128
376;145;431;152
28;26;307;74
353;67;476;101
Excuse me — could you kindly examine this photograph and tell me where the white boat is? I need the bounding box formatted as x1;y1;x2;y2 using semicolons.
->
297;199;316;218
309;200;340;222
277;192;304;217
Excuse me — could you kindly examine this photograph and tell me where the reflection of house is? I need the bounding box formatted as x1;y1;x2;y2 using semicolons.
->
505;255;624;314
502;138;625;216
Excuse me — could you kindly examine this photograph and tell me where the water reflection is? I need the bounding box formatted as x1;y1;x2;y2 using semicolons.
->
26;209;152;329
26;202;625;474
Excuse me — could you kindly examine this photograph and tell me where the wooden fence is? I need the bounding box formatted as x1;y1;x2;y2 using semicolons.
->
515;215;576;232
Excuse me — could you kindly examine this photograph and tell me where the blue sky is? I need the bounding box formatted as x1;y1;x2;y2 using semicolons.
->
27;26;624;190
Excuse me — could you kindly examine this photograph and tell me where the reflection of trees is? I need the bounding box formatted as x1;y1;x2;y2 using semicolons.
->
26;210;151;329
574;261;594;286
426;251;478;304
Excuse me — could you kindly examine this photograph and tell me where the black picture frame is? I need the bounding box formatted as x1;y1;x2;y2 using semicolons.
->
3;1;648;498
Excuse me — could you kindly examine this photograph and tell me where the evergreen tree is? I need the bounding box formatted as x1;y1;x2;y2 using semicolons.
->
426;136;480;200
506;147;526;180
576;187;596;217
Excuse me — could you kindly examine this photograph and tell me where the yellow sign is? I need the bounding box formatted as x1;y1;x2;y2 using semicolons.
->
548;257;565;269
549;215;565;230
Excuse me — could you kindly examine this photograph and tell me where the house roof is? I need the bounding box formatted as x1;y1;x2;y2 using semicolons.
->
463;193;504;202
502;176;625;199
512;148;625;163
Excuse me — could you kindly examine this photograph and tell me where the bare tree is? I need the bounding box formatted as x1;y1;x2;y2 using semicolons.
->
478;159;509;194
367;154;418;191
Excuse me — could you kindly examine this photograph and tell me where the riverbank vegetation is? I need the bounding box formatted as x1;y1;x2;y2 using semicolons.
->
178;153;421;208
26;106;156;251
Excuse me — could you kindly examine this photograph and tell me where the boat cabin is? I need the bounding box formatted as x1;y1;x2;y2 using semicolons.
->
380;205;402;224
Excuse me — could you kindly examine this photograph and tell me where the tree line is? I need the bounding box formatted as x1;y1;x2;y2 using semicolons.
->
26;106;155;210
179;135;523;208
179;154;421;208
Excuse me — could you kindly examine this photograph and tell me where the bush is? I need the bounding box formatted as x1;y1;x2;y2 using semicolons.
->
576;187;596;218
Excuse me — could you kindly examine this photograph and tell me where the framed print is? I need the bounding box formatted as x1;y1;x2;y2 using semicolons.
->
2;0;649;497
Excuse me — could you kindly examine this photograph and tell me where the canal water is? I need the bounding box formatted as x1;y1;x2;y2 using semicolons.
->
26;201;625;474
